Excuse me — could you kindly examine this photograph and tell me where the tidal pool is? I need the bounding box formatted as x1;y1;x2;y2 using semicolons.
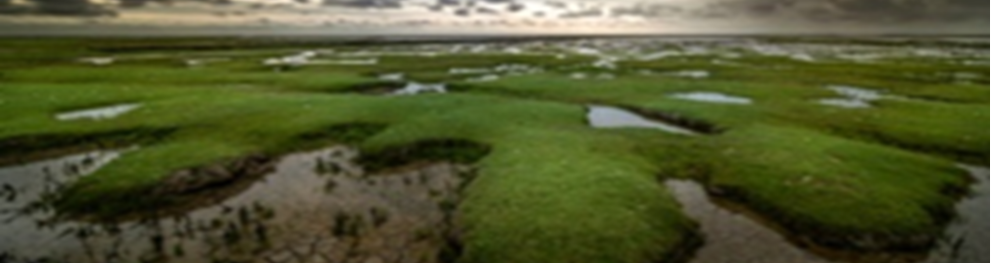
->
668;70;711;79
819;85;884;109
378;73;405;81
0;146;471;263
393;82;447;96
55;104;142;121
666;180;832;263
924;166;989;263
78;57;114;66
827;85;883;101
819;98;873;109
586;105;698;136
671;92;754;105
467;74;500;83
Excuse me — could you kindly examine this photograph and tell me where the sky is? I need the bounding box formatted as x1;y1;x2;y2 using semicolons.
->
0;0;986;35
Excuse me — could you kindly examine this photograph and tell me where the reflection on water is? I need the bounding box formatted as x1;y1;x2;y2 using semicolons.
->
819;85;884;109
925;166;988;263
587;105;699;136
819;98;873;109
668;70;711;79
0;150;127;262
392;82;448;96
666;180;832;263
670;92;754;105
55;104;142;121
378;73;405;81
0;146;471;263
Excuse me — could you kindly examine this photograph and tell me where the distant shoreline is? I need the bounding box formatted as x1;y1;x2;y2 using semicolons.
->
0;34;987;44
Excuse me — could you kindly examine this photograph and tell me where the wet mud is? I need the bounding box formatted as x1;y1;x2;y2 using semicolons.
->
0;146;472;263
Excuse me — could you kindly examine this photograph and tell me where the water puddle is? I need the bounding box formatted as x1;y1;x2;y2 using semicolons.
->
78;57;114;66
493;64;541;75
0;150;128;261
55;104;141;121
818;85;884;109
592;58;618;70
819;99;873;109
450;68;491;75
378;73;405;81
313;59;379;66
586;105;698;136
791;53;817;62
668;70;711;79
450;64;541;78
827;85;883;101
466;74;500;83
263;52;317;68
638;51;682;61
666;180;833;263
952;72;982;81
183;58;230;68
963;60;987;66
392;82;447;96
572;47;602;56
924;165;989;263
0;146;470;263
671;92;753;105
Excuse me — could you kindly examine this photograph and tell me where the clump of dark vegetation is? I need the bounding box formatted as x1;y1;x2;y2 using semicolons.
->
290;123;388;148
0;128;175;166
358;139;492;172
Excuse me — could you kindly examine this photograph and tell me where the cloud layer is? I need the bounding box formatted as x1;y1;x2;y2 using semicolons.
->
0;0;985;34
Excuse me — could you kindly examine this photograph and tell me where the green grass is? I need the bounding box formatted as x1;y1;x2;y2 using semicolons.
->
708;125;969;249
0;38;986;263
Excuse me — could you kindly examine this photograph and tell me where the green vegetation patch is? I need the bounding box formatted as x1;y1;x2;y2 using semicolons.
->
708;125;970;250
0;38;986;263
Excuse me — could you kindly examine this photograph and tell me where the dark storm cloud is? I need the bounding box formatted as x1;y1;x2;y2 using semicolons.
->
559;7;602;19
544;1;566;9
702;0;987;23
0;0;241;16
118;0;232;8
0;0;28;14
119;0;156;8
0;0;983;31
430;0;523;17
435;0;459;6
323;0;404;9
475;6;499;15
610;3;683;18
0;0;118;16
507;2;524;12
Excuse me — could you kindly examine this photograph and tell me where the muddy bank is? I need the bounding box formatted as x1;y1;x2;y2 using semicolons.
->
0;146;474;263
358;140;491;172
153;155;276;195
0;128;174;167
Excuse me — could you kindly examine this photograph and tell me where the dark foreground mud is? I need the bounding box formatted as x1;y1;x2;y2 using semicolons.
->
0;146;472;263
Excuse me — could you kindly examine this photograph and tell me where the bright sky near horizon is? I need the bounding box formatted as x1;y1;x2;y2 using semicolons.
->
0;0;986;35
